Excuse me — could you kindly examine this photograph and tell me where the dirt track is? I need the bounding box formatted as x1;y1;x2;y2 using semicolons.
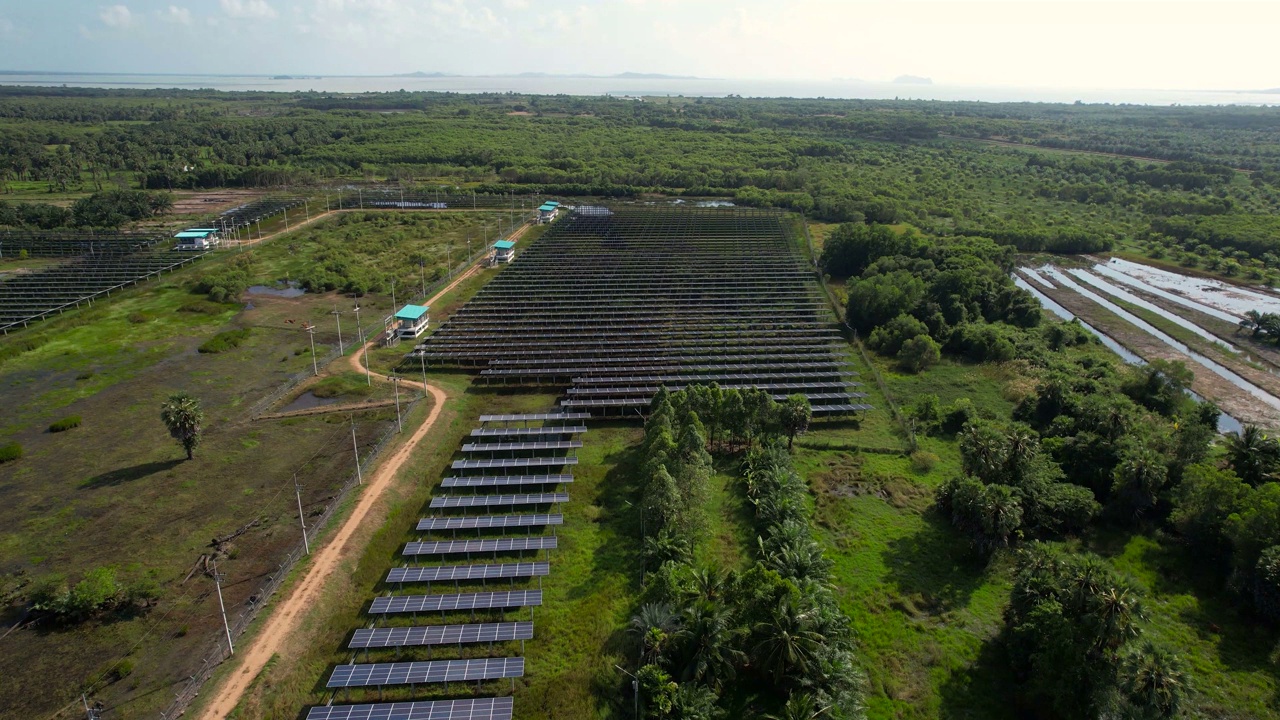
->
195;228;513;720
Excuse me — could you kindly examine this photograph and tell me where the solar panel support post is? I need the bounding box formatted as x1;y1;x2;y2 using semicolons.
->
351;415;363;485
295;475;310;555
213;561;234;656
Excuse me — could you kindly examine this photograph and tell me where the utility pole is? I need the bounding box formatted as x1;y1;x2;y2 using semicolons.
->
82;694;96;720
303;323;318;376
392;376;403;433
350;415;363;484
213;562;233;656
331;305;344;354
420;260;427;297
420;354;428;392
283;206;289;232
294;475;310;555
616;666;640;719
390;277;396;310
255;218;262;240
353;304;371;385
304;199;309;221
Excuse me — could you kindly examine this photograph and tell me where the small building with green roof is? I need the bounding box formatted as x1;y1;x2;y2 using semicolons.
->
537;202;560;224
493;239;516;264
393;304;430;339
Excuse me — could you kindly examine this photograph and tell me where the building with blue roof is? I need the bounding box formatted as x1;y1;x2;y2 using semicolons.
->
537;202;559;224
394;304;430;339
493;239;516;264
173;228;221;251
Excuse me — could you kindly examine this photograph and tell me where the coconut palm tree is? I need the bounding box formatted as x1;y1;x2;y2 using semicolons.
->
1225;425;1280;486
765;693;830;720
752;597;823;686
630;602;680;665
678;603;746;690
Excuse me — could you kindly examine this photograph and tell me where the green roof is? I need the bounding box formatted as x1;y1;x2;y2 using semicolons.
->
174;230;214;239
494;240;516;250
538;204;557;212
544;201;560;206
395;304;429;321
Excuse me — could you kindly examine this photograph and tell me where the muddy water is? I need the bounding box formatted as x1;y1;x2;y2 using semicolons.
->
1091;263;1240;323
1100;258;1280;318
1042;267;1280;413
1066;269;1239;352
1017;274;1241;432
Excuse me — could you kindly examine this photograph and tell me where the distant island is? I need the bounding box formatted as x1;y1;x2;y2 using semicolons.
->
396;71;700;80
393;71;452;78
893;75;933;85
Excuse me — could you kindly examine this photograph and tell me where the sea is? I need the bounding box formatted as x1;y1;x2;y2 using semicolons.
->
1;72;1278;106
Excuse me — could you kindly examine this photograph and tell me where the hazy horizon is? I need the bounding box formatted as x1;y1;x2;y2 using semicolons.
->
1;1;1278;92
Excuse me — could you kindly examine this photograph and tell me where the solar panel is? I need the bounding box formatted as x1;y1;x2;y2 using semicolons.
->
326;657;524;688
441;474;574;488
417;514;562;531
470;426;588;437
349;621;534;649
461;441;583;452
402;536;558;556
306;698;514;720
430;493;568;509
451;457;578;470
387;561;550;584
479;413;591;422
369;590;543;614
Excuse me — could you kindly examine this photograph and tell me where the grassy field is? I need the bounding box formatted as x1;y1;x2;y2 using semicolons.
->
0;212;509;719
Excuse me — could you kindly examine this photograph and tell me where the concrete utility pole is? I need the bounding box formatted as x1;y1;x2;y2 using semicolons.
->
304;323;318;376
616;666;640;719
331;305;344;354
350;415;363;484
392;376;403;433
294;475;310;555
420;261;427;297
212;562;233;656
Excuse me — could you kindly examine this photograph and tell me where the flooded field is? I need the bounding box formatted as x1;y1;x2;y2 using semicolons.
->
1020;259;1280;430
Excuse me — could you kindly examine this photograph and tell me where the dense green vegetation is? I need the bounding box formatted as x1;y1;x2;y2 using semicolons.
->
628;388;863;718
47;415;82;433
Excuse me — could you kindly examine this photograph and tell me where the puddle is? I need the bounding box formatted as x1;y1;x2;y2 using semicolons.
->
247;283;306;298
1100;258;1280;318
1065;269;1238;352
1017;273;1242;433
279;391;339;413
1043;267;1280;413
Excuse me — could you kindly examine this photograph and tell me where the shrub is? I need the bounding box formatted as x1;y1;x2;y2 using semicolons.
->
0;442;22;463
910;450;939;474
106;658;134;683
48;416;82;433
126;312;152;324
198;328;251;354
178;300;231;315
898;334;941;373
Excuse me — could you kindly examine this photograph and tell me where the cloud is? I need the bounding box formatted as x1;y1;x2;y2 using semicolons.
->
164;5;193;25
99;4;133;28
502;0;530;9
220;0;277;19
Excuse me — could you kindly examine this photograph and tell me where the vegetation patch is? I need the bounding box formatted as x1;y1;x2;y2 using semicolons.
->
308;372;374;399
48;415;82;433
0;442;22;463
197;328;251;354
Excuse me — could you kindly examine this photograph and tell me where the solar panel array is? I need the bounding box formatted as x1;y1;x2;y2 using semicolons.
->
350;622;534;649
416;514;562;531
430;493;568;509
403;537;558;556
369;590;543;615
407;207;869;417
327;658;525;688
306;698;513;720
387;562;550;585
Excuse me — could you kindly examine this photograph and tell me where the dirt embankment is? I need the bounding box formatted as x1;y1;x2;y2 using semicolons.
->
1035;278;1280;429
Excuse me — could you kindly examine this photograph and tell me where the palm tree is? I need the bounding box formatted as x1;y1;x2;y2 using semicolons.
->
678;603;746;690
765;693;830;720
1090;585;1145;653
160;392;204;460
1226;425;1280;486
1118;641;1187;719
630;602;680;664
752;597;823;686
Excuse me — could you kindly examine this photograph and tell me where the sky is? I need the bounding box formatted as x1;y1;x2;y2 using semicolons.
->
0;0;1278;90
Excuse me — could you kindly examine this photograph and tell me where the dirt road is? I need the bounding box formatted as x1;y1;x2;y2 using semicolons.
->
195;222;527;720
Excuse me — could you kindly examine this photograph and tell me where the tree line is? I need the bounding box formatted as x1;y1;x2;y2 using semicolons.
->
626;388;861;719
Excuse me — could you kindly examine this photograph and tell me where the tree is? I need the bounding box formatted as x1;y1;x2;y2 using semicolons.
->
897;334;941;373
779;395;812;451
1116;642;1187;719
160;392;204;460
1225;425;1280;486
752;596;823;686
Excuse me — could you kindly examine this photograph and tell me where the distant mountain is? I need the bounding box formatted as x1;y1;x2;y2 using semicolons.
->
394;71;452;78
893;75;933;85
612;72;698;80
1259;88;1280;94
